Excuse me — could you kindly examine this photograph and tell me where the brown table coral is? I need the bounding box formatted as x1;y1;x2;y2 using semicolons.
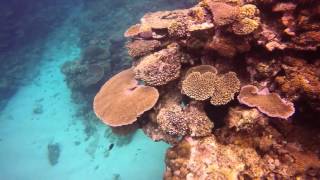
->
93;68;159;126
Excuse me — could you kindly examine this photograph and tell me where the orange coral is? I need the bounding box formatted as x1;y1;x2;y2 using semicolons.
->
237;85;295;119
134;45;182;86
93;68;159;127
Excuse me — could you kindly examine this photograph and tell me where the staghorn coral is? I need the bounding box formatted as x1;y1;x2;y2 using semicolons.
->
134;44;182;86
238;85;295;119
93;68;159;126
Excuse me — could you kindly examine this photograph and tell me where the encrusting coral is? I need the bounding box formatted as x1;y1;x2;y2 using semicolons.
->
92;0;320;178
93;68;159;126
237;85;295;119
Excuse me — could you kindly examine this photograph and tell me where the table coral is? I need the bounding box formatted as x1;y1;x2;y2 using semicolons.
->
182;71;217;101
238;85;295;119
93;68;159;126
210;72;240;106
182;65;240;105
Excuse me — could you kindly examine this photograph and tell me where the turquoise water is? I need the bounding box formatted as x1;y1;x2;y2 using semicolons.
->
0;0;195;179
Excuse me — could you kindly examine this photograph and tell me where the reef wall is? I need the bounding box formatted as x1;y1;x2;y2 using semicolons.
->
93;0;320;179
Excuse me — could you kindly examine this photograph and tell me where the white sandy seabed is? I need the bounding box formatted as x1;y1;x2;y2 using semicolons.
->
0;8;169;180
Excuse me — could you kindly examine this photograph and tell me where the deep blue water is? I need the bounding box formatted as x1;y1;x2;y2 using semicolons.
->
0;0;195;179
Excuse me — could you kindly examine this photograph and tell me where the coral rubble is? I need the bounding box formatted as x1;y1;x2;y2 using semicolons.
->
92;0;320;178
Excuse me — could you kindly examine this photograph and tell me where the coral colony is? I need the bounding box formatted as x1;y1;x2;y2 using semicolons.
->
94;0;320;179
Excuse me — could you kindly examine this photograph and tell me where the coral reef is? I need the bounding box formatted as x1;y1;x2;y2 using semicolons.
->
91;0;320;178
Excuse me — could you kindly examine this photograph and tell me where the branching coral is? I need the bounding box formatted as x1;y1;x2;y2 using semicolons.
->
237;85;295;119
134;44;182;86
93;68;159;126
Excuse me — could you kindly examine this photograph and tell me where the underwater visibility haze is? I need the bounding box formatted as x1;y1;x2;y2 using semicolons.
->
1;0;320;179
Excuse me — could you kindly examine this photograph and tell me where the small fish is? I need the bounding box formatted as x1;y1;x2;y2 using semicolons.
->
108;143;114;151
